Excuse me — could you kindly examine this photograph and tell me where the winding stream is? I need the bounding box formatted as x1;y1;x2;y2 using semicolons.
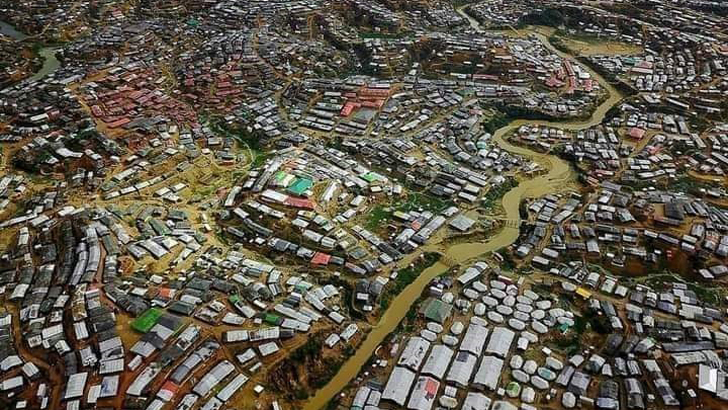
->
0;20;60;82
303;8;624;410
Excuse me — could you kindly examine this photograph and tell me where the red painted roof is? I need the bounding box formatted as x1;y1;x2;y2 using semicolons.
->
628;127;646;139
311;252;331;265
284;197;314;209
106;117;131;128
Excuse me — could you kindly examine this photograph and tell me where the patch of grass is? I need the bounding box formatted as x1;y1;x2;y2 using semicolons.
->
630;273;724;308
380;252;441;310
250;149;271;168
208;118;269;168
365;205;392;231
197;186;216;197
399;192;452;213
688;283;721;305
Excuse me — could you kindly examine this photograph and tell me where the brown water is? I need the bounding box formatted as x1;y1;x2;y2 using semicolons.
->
0;20;60;82
303;16;624;410
29;46;61;82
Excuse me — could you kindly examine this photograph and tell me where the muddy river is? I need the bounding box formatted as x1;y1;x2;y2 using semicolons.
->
1;20;61;82
303;11;625;410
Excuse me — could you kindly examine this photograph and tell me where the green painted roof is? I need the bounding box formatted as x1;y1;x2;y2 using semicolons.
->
421;298;452;323
288;177;313;195
505;382;521;396
131;308;163;333
274;171;288;182
361;172;382;183
264;313;282;325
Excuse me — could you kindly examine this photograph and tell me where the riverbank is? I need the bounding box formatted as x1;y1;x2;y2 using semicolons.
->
0;21;29;40
0;20;60;84
302;12;625;410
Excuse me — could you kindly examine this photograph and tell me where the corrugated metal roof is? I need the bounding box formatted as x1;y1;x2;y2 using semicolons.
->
64;372;88;399
421;345;454;380
0;375;23;391
460;324;489;356
100;358;125;374
193;360;235;396
407;376;439;410
217;373;249;401
87;385;100;404
73;322;89;340
398;337;431;371
382;366;415;406
99;336;123;353
127;365;161;396
463;392;492;410
485;327;515;358
473;355;504;390
99;375;119;398
446;351;477;387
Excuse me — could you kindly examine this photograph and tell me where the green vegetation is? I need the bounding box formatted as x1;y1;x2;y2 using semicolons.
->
269;334;351;402
624;173;722;197
629;271;724;306
497;249;517;271
380;252;441;310
573;309;610;335
294;388;309;400
397;296;425;333
328;276;365;320
359;31;408;39
365;192;451;231
209;118;270;168
30;42;44;54
251;151;271;168
131;307;163;333
365;205;392;231
290;336;324;362
552;334;580;356
452;0;477;7
296;339;354;390
481;112;513;134
548;34;571;54
518;8;565;28
551;308;610;355
496;102;560;122
669;174;720;196
481;177;517;211
688;283;722;305
399;192;452;213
